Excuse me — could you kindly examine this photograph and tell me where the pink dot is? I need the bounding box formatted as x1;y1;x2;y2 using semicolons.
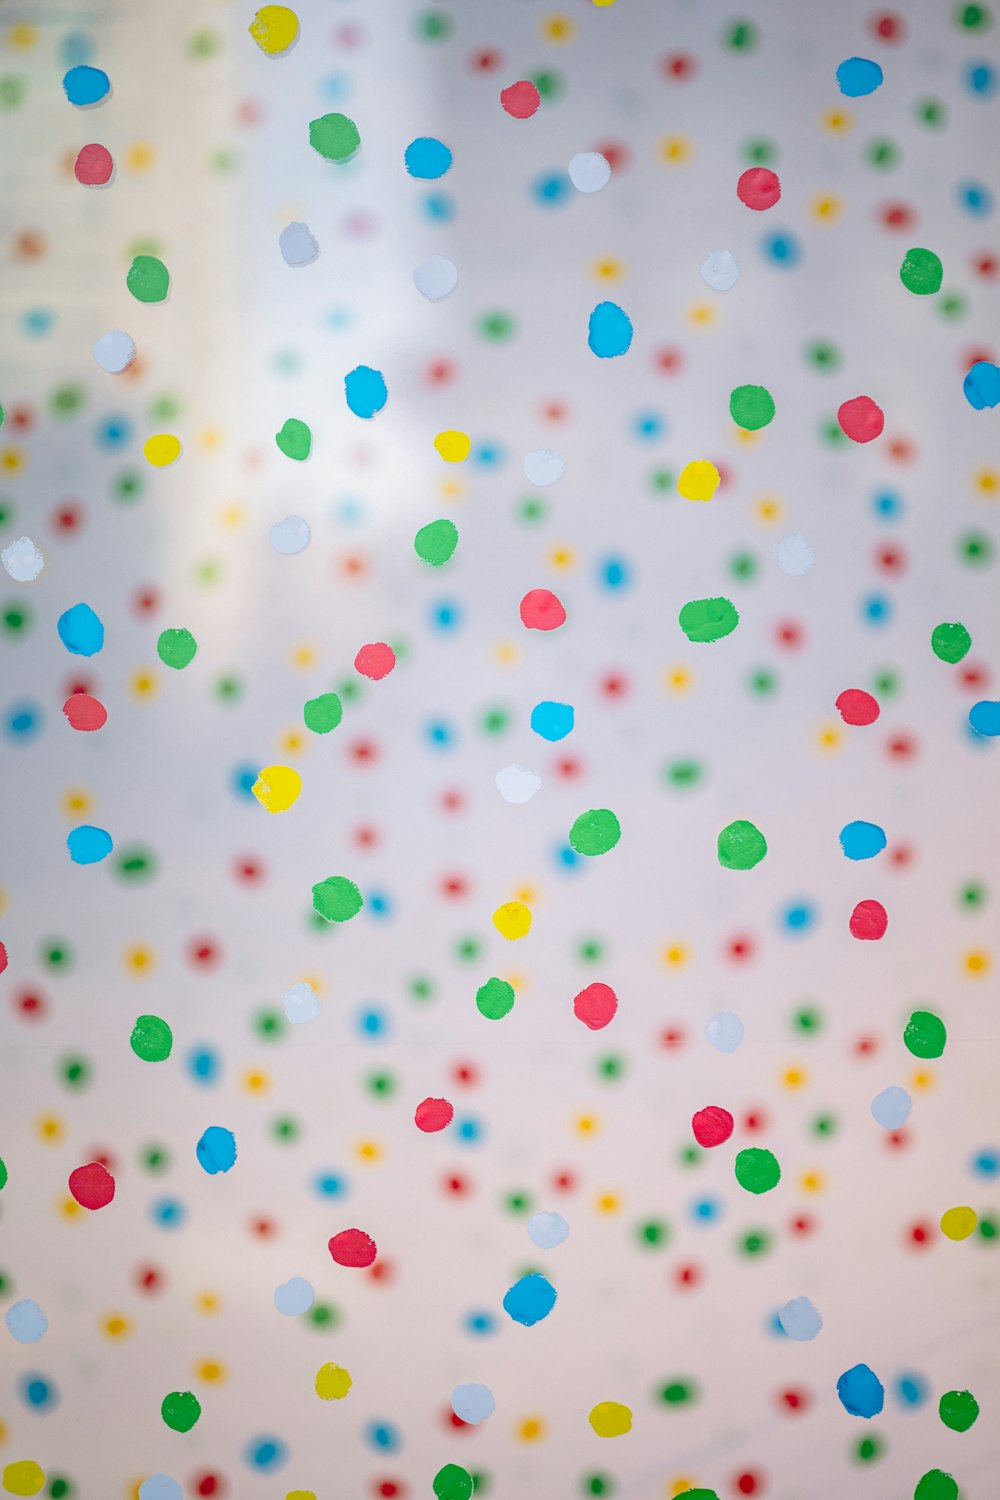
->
415;1097;454;1133
328;1227;378;1267
836;688;880;726
68;1160;116;1210
519;588;566;631
74;144;114;186
737;167;781;211
837;396;885;443
500;80;541;119
691;1105;734;1148
849;900;888;941
63;693;108;731
0;940;7;974
354;642;396;680
573;982;618;1030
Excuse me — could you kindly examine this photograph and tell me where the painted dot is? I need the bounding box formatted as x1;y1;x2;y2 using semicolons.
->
737;167;781;209
531;700;574;740
678;460;721;501
838;396;885;442
503;1272;557;1326
500;80;541;118
520;588;566;630
940;1206;978;1240
706;1012;744;1052
413;255;458;300
138;1478;182;1500
143;433;181;467
718;820;767;871
63;693;107;731
589;1402;632;1437
415;1097;454;1132
4;1300;48;1345
414;518;458;565
404;137;453;179
588;301;633;357
476;977;515;1020
527;1210;570;1248
451;1383;495;1423
275;418;311;460
839;821;887;860
836;688;880;724
700;249;739;290
900;247;943;294
355;642;396;680
679;597;739;643
569;809;621;856
836;57;884;95
970;700;1000;736
2;536;45;582
63;64;109;105
1;1462;46;1498
691;1106;734;1147
130;1014;173;1062
730;385;775;430
734;1147;781;1194
309;113;360;162
496;764;541;803
328;1228;377;1267
252;765;302;814
573;982;618;1029
569;151;611;192
773;531;815;576
312;876;364;923
778;1296;823;1340
249;6;299;56
196;1126;237;1175
282;982;320;1024
161;1390;201;1432
74;143;113;184
344;366;388;419
156;628;197;669
434;430;471;462
849;900;888;940
93;329;135;372
837;1364;885;1417
524;448;565;486
904;1010;947;1059
493;901;532;940
57;602;104;656
127;255;169;303
274;1277;314;1315
939;1389;979;1431
304;693;343;733
269;516;311;555
914;1473;959;1500
68;1161;115;1209
67;825;112;865
964;360;1000;409
279;221;319;266
432;1466;473;1500
315;1362;352;1399
871;1086;912;1128
931;622;971;662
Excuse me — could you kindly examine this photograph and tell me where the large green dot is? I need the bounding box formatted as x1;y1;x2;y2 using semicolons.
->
734;1147;781;1194
475;977;515;1020
414;518;458;566
939;1389;979;1431
679;597;739;643
931;622;971;663
304;692;343;734
127;255;169;303
130;1014;173;1062
312;876;364;923
160;1389;201;1432
0;1156;8;1190
717;819;767;871
275;417;311;460
433;1464;473;1500
904;1009;947;1059
900;248;943;295
729;384;775;430
157;628;197;670
955;2;991;28
914;1471;958;1500
309;112;360;162
569;808;621;856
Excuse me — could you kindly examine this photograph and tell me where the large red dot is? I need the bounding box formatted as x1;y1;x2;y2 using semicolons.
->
691;1105;734;1148
849;899;888;941
837;395;885;443
68;1160;116;1210
0;940;6;975
572;982;618;1030
414;1097;454;1133
836;688;880;725
500;80;540;119
354;642;396;680
74;143;114;186
329;1227;378;1267
519;588;566;631
62;693;108;731
737;167;781;210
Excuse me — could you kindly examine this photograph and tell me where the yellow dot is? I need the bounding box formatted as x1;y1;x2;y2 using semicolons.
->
492;641;520;666
101;1312;132;1339
822;109;854;133
280;730;306;758
434;430;471;463
542;13;575;40
810;194;842;222
575;1113;599;1137
57;1195;82;1219
143;434;181;467
964;949;990;976
129;669;159;700
659;135;691;164
664;665;694;695
911;1068;935;1092
124;944;155;975
125;142;156;172
678;461;720;502
661;942;689;969
196;1291;221;1314
593;0;616;6
515;884;537;906
249;5;300;54
61;787;93;817
591;257;624;283
252;764;302;813
685;301;717;327
516;1415;547;1442
588;1400;632;1437
37;1115;63;1145
7;23;39;48
547;544;577;571
355;1138;383;1163
198;426;222;452
799;1170;825;1194
940;1206;978;1241
595;1192;621;1215
733;425;760;447
816;723;842;753
669;1481;699;1499
290;644;316;670
493;901;532;940
440;479;467;502
195;1359;226;1383
286;1493;318;1500
220;502;245;529
781;1066;808;1090
242;1069;270;1095
315;1362;352;1400
755;494;784;524
0;449;26;475
2;1460;46;1497
974;467;997;495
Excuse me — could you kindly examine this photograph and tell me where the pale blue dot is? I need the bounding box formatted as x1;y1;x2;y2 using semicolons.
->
4;1299;48;1344
870;1085;912;1129
706;1011;744;1052
963;360;1000;410
527;1210;569;1248
245;1436;287;1471
451;1382;495;1424
96;413;132;449
63;64;109;106
690;1195;722;1224
837;1363;884;1418
588;300;633;357
313;1170;348;1198
426;719;455;748
334;495;366;525
872;489;903;521
895;1371;928;1407
325;305;353;329
430;598;461;629
323;71;351;101
344;364;387;418
472;440;505;467
187;1045;221;1085
67;825;113;865
232;763;258;799
365;1420;401;1452
600;556;631;590
503;1272;557;1326
531;701;575;741
966;59;997;97
836;57;883;96
633;410;665;440
366;890;392;918
22;308;56;338
972;1147;999;1177
556;842;581;870
57;601;104;656
404;136;452;179
455;1115;484;1145
151;1196;186;1229
139;1478;183;1500
781;900;816;935
862;592;891;625
6;702;42;741
464;1309;496;1336
970;699;1000;736
532;170;572;206
423;191;454;221
778;1296;823;1341
762;230;801;266
20;1372;57;1409
839;820;887;860
196;1125;237;1175
958;179;993;216
274;1277;314;1315
61;32;96;67
357;1006;387;1038
770;1309;787;1337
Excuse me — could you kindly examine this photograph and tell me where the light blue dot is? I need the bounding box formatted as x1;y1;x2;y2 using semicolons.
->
325;305;353;329
404;136;452;179
502;1272;557;1326
139;1478;183;1500
357;1006;388;1038
556;842;581;870
839;821;887;861
344;365;387;419
232;763;259;799
871;1085;912;1130
781;900;817;936
244;1436;287;1472
323;71;351;101
705;1011;744;1052
187;1045;221;1085
455;1115;484;1146
274;1277;314;1316
872;489;904;521
963;360;1000;410
972;1147;999;1177
63;64;109;106
22;308;56;338
472;440;505;468
958;179;993;216
527;1210;569;1248
895;1371;928;1407
365;1420;401;1452
970;700;1000;737
836;57;883;96
966;59;997;97
4;1299;48;1344
599;556;631;590
313;1169;348;1198
150;1196;186;1229
6;702;42;742
588;301;633;358
862;592;891;625
430;599;461;630
57;601;104;656
633;410;665;440
20;1372;57;1410
426;719;455;749
333;494;366;525
451;1382;496;1424
366;889;392;918
196;1125;237;1175
61;32;96;67
778;1296;823;1341
532;170;572;206
762;230;801;266
531;701;575;741
837;1363;884;1418
67;824;113;865
96;413;133;449
690;1195;722;1224
464;1309;497;1336
423;191;454;221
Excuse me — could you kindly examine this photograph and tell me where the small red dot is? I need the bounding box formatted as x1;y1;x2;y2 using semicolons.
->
909;1220;935;1247
660;1026;686;1050
875;544;906;573
234;856;265;884
53;502;83;534
446;1408;469;1430
368;1258;393;1284
779;1387;811;1414
871;10;905;41
552;1169;576;1192
136;1264;165;1294
593;140;629;174
542;400;569;422
444;1173;470;1197
16;989;47;1022
188;937;220;969
10;406;35;432
555;755;583;779
675;1262;702;1289
133;586;159;615
887;435;915;463
880;201;916;230
889;843;914;868
662;52;697;80
353;825;379;849
253;1217;277;1238
375;1482;404;1500
426;358;456;385
887;733;918;761
348;738;379;765
440;788;466;813
439;873;468;899
654;346;684;374
972;251;998;280
743;1110;768;1133
195;1473;225;1497
600;672;628;698
958;663;988;691
789;1214;815;1237
854;1033;880;1057
774;619;804;650
452;1062;479;1087
726;933;756;963
470;48;502;72
887;1128;910;1150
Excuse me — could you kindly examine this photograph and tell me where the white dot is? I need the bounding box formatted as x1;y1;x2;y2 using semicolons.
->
778;1295;823;1341
705;1011;744;1052
451;1383;496;1424
523;448;565;487
773;531;815;576
1;536;44;583
269;515;311;555
870;1085;912;1130
413;255;459;301
279;221;319;267
495;764;541;804
282;982;321;1024
527;1210;570;1248
568;151;611;193
4;1298;48;1344
93;328;136;373
699;250;740;292
138;1479;183;1500
274;1276;314;1316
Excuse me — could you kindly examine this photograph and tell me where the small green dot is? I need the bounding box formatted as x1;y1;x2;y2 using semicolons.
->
955;2;992;29
938;291;967;320
140;1144;171;1174
113;469;144;503
596;1054;626;1081
529;70;564;101
254;1008;286;1041
338;677;363;704
748;667;777;696
60;1056;91;1090
663;758;703;789
518;496;548;523
0;76;29;110
480;706;511;736
873;668;901;697
2;602;31;636
49;1477;74;1498
959;880;987;910
455;936;482;963
115;846;156;882
729;550;759;582
649;467;675;495
504;1190;533;1214
744;138;777;164
679;1143;703;1167
478;310;516;341
416;9;453;39
42;940;72;972
812;1113;839;1139
581;1475;614;1497
150;394;180;422
408;974;435;1001
793;1004;823;1034
724;19;759;49
215;674;243;704
976;1213;997;1241
959;530;992;565
272;1115;301;1143
821;417;849;446
635;1219;670;1249
577;937;605;963
0;498;15;525
805;340;841;371
366;1071;396;1099
915;98;947;127
657;1378;697;1405
853;1432;885;1463
738;1228;773;1256
50;383;86;417
194;557;223;587
188;28;220;56
866;137;901;170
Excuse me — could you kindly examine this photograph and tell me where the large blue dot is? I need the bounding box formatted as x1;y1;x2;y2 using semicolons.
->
837;1363;884;1418
20;1372;57;1410
966;59;997;98
839;820;887;861
836;57;883;96
57;601;104;656
63;64;109;106
970;700;1000;737
344;364;388;419
502;1272;557;1326
588;301;633;357
963;360;1000;410
67;824;113;865
196;1125;237;1175
895;1371;928;1407
531;700;575;741
404;136;452;179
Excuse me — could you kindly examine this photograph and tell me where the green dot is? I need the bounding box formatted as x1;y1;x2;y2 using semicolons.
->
480;706;510;736
272;1115;301;1143
150;394;181;422
115;846;156;882
959;880;987;910
433;1464;474;1500
729;550;759;582
0;498;14;525
956;2;992;27
805;340;841;371
160;1390;201;1432
215;674;242;704
734;1147;781;1194
959;530;992;565
60;1056;91;1090
416;9;453;39
664;758;704;789
657;1378;697;1405
157;627;197;670
49;1477;74;1498
408;974;435;1001
189;28;220;56
729;384;775;431
478;310;516;341
338;677;363;704
649;467;674;495
504;1190;533;1214
867;137;900;170
469;1473;490;1495
309;112;360;162
275;417;311;460
130;1014;173;1063
822;416;849;446
939;1389;979;1431
194;556;223;587
254;1009;286;1042
718;819;767;871
904;1009;947;1059
569;808;621;857
42;939;72;972
308;1301;340;1328
916;98;947;127
304;692;343;734
635;1219;670;1249
140;1144;170;1174
50;383;86;417
455;935;482;963
312;876;363;923
938;291;967;320
518;495;548;523
931;622;971;663
0;1158;7;1192
597;1054;626;1081
914;1471;959;1500
2;601;31;637
366;1072;396;1099
812;1113;838;1139
127;255;170;303
414;518;458;566
114;469;144;503
793;1004;823;1034
977;1214;997;1241
529;70;564;101
748;667;778;696
854;1433;885;1463
475;976;515;1020
0;76;28;109
900;248;943;295
679;596;739;643
738;1228;772;1256
873;668;901;697
744;138;777;164
724;19;758;49
679;1143;703;1167
581;1475;614;1497
577;937;605;963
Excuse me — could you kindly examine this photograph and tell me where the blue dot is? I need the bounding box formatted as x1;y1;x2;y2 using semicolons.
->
502;1272;557;1326
966;59;997;97
430;598;461;630
404;136;452;179
894;1371;928;1408
323;71;351;101
556;842;581;870
781;900;817;935
588;300;633;357
862;592;891;625
837;1363;884;1418
57;601;104;657
423;191;454;221
150;1196;186;1229
357;1006;388;1039
138;1477;183;1500
872;489;904;521
62;64;110;106
599;556;631;591
366;889;393;919
531;701;575;742
762;230;801;266
187;1045;221;1086
196;1125;237;1175
96;413;133;449
325;305;353;330
633;410;666;441
344;364;387;419
464;1309;497;1336
365;1420;402;1453
769;1309;788;1337
20;1373;57;1411
971;1147;999;1177
61;32;96;67
4;1299;48;1345
6;702;43;742
970;700;1000;737
839;821;887;861
836;57;883;96
958;179;993;216
232;763;259;799
690;1195;722;1224
313;1170;348;1198
455;1115;484;1146
425;719;455;749
333;494;366;525
472;440;505;468
67;824;113;865
532;170;572;206
963;360;1000;410
22;308;56;338
245;1436;287;1472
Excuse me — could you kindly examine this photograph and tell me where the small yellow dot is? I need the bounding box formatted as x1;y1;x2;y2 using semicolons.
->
541;13;575;40
125;142;156;172
280;729;307;758
439;479;467;502
300;971;325;996
669;1481;699;1499
591;257;625;283
195;1359;227;1383
198;426;222;452
61;787;93;817
290;644;316;670
595;1191;621;1215
816;723;843;753
755;494;784;524
515;884;538;906
355;1138;383;1163
143;433;181;467
129;668;159;700
7;22;39;47
37;1114;64;1144
219;502;245;530
733;425;761;447
940;1205;978;1241
661;942;689;969
660;135;692;165
492;641;520;666
124;944;155;975
685;301;717;327
781;1066;808;1090
493;901;532;940
799;1170;825;1194
196;1290;221;1314
0;448;26;474
516;1414;547;1442
822;109;854;133
242;1069;270;1094
101;1313;133;1340
58;1195;82;1219
575;1113;599;1137
963;949;991;976
547;544;576;571
974;467;998;496
663;664;694;695
810;194;842;222
910;1068;935;1092
434;430;470;463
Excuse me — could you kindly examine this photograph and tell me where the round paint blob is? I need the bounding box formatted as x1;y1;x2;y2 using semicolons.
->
589;1401;632;1437
252;764;302;813
839;821;887;860
730;385;775;430
737;167;781;209
432;1466;473;1500
678;460;721;501
57;602;104;656
503;1272;557;1326
531;700;574;740
734;1147;781;1194
2;1464;46;1499
328;1228;377;1267
914;1472;959;1500
4;1300;48;1345
344;366;388;419
451;1383;495;1424
312;876;364;923
404;137;453;179
275;418;311;460
67;825;112;865
63;693;107;731
303;692;343;734
773;531;815;575
138;1477;182;1500
269;515;311;555
63;64;110;105
527;1210;570;1248
691;1106;734;1147
569;808;621;856
2;536;45;582
969;700;1000;736
434;430;471;462
706;1011;744;1052
282;982;320;1024
415;1097;454;1132
940;1205;977;1241
939;1389;979;1432
495;764;541;803
964;360;1000;410
931;622;971;663
249;5;299;55
523;448;565;486
588;300;633;357
493;901;531;939
414;518;458;565
68;1161;115;1209
837;1364;885;1418
309;113;360;162
679;597;739;643
519;588;566;630
196;1126;237;1175
500;80;541;118
93;329;136;373
127;255;169;303
849;899;888;940
573;982;618;1029
156;628;197;670
74;143;113;185
836;688;880;725
354;642;396;680
130;1013;173;1062
161;1391;201;1432
475;977;515;1020
569;151;611;192
413;255;458;300
315;1363;352;1400
778;1296;823;1341
836;57;884;95
700;249;739;291
718;819;767;870
900;247;943;295
274;1277;314;1316
143;433;180;467
904;1010;947;1059
279;221;319;266
871;1085;912;1129
838;396;885;442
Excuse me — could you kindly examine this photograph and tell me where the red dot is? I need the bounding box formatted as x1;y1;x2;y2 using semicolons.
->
743;1109;768;1133
499;79;541;118
871;10;905;40
53;502;83;533
328;1227;378;1267
440;873;468;900
136;1263;165;1294
16;988;46;1021
849;899;888;941
375;1482;404;1499
354;642;396;680
470;48;502;72
662;52;697;80
133;586;159;615
68;1160;115;1210
252;1216;277;1238
880;200;916;230
726;933;756;963
675;1262;702;1288
415;1097;454;1133
887;732;917;760
691;1105;734;1147
887;1128;910;1150
353;824;379;849
519;588;566;631
572;982;618;1030
555;755;583;779
368;1258;393;1284
444;1173;470;1196
552;1169;576;1192
74;143;114;186
736;167;781;211
774;619;804;650
972;251;998;280
348;738;379;765
0;940;6;975
440;788;466;814
654;346;684;374
789;1214;815;1236
446;1408;469;1430
660;1025;686;1049
854;1033;880;1056
835;688;880;725
875;544;906;574
909;1219;935;1247
779;1387;811;1414
735;1470;762;1495
451;1062;479;1087
194;1473;226;1497
188;937;220;969
426;358;456;385
234;855;265;884
838;395;885;443
62;693;108;732
958;663;988;691
889;843;914;868
600;672;628;698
